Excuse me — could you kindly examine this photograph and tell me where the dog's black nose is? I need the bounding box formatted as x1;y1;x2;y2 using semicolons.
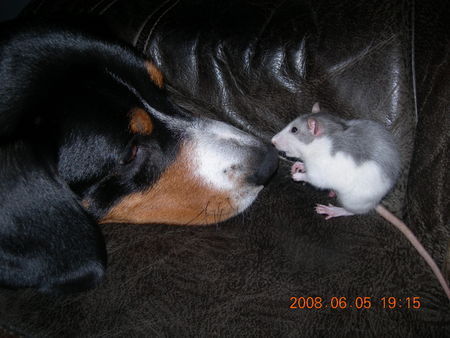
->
250;145;279;186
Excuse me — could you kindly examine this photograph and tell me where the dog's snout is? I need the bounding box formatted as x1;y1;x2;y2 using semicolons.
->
249;145;279;186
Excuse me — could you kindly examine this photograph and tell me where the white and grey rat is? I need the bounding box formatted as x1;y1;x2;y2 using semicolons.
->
272;103;450;300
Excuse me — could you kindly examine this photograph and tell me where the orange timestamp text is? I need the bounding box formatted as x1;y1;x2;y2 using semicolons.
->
289;296;422;310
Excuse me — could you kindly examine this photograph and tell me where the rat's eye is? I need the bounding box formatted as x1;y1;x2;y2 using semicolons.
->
290;127;298;133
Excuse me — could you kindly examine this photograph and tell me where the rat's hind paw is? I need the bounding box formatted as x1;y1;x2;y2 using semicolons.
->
315;204;353;220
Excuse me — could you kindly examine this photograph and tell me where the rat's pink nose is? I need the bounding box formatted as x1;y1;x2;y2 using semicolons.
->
271;136;278;146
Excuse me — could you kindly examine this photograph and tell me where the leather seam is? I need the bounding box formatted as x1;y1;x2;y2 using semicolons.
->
143;0;181;52
133;0;174;48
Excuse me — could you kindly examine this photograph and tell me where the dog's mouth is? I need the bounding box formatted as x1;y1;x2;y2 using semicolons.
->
178;118;279;220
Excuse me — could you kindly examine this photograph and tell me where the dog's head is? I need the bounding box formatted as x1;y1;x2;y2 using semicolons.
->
0;25;278;293
67;69;278;226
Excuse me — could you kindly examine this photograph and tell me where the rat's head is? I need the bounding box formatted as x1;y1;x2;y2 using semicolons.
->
271;116;312;158
271;103;345;158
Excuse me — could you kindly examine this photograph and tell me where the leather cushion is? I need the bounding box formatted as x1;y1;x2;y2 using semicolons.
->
1;0;448;336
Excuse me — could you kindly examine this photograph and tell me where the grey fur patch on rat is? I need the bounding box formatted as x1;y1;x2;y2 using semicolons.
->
332;118;401;182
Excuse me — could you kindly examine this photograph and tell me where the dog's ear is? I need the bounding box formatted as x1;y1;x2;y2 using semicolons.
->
0;142;106;294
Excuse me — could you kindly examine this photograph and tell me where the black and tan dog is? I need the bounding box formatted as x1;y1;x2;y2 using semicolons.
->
0;21;278;294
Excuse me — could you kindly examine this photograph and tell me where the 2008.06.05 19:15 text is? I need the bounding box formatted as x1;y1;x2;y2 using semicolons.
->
290;297;421;309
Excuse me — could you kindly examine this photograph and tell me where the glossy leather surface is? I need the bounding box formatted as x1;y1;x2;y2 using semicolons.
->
1;0;448;336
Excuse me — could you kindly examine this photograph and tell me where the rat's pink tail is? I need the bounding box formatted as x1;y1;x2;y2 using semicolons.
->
375;205;450;301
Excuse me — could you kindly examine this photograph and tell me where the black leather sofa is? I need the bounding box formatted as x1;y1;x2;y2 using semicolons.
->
1;0;449;336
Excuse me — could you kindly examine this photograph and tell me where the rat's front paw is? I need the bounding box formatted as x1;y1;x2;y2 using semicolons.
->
291;161;305;175
292;172;307;182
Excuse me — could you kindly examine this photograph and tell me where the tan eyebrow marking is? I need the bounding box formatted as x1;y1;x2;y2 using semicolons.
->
129;107;153;135
145;61;164;89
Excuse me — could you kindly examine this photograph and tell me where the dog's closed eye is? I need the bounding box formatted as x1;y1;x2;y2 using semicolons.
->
120;144;139;164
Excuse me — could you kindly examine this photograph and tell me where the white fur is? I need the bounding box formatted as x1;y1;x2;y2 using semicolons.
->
206;120;260;147
187;119;265;211
303;138;390;213
271;122;304;158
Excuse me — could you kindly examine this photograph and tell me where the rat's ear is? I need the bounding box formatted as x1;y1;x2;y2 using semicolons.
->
0;142;106;294
311;102;321;113
307;118;322;136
